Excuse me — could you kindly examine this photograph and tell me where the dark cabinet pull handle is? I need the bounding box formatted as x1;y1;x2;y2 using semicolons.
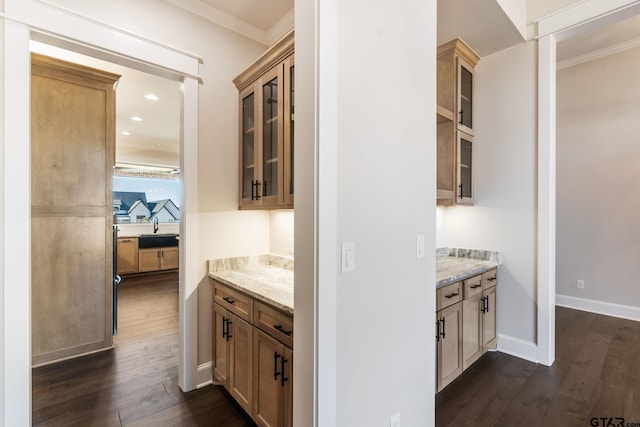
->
444;292;459;299
440;317;446;339
481;296;488;313
459;110;463;125
274;324;292;336
274;352;281;380
470;284;481;289
280;356;289;387
459;184;463;200
486;295;490;312
255;181;261;200
222;317;228;339
222;296;235;305
251;180;256;200
226;318;232;340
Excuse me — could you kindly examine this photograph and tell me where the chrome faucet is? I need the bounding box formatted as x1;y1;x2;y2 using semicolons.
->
153;216;159;234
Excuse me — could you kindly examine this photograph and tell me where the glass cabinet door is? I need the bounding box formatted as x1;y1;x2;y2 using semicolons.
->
259;66;284;205
457;132;473;205
239;87;257;207
284;55;294;206
457;57;474;135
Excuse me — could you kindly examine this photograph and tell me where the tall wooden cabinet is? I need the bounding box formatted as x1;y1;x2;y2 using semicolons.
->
437;39;479;206
31;54;119;366
436;281;463;392
234;31;294;209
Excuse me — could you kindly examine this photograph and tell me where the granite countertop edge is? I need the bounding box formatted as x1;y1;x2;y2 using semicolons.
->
208;270;293;315
436;261;499;289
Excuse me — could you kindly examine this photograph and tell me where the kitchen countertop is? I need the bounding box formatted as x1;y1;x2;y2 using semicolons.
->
436;256;499;288
208;255;294;314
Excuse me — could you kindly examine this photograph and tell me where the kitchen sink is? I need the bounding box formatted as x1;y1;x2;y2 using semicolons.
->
138;234;179;248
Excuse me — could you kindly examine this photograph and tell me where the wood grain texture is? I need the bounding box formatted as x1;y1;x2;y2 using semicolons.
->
33;272;257;426
31;54;118;366
437;306;640;426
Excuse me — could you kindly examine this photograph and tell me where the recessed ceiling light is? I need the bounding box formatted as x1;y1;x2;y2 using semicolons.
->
145;94;159;101
121;131;130;136
130;116;143;122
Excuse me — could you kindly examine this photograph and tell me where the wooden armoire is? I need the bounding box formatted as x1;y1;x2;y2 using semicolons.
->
31;53;120;366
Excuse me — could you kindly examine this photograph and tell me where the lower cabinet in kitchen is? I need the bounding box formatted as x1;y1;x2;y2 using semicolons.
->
212;280;293;427
437;268;497;392
213;303;253;413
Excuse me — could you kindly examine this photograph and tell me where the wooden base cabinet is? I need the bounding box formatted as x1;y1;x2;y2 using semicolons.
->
138;247;179;272
213;303;253;413
117;237;139;274
212;280;293;426
437;268;498;392
253;330;293;427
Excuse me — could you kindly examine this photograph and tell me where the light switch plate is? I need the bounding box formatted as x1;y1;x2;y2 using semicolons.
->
416;234;425;259
341;242;355;274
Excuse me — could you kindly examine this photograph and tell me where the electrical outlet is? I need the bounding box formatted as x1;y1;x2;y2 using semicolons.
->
576;279;585;289
341;242;355;274
390;413;401;427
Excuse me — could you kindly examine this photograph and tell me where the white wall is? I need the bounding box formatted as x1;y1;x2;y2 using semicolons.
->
269;210;294;257
332;1;437;425
438;41;539;354
556;46;640;311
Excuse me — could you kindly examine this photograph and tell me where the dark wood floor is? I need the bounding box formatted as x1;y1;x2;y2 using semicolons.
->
33;278;640;426
32;272;256;426
436;306;640;426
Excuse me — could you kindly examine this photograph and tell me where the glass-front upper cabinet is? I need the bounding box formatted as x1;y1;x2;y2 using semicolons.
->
284;55;294;206
457;132;473;205
234;31;294;209
457;57;474;135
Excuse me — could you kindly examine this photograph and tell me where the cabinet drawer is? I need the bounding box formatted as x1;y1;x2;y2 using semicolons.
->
437;281;462;311
464;274;483;298
254;301;293;348
213;281;253;322
482;268;497;289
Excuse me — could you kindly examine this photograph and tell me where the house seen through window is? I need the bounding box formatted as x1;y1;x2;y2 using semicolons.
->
113;173;180;224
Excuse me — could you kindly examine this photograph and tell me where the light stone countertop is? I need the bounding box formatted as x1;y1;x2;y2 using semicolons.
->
436;257;499;288
208;255;294;314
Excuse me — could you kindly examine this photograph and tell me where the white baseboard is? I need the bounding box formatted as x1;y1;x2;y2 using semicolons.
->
497;334;538;364
196;362;213;389
556;294;640;322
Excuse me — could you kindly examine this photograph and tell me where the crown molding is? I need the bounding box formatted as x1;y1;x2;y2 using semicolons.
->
166;0;269;46
557;36;640;69
267;8;295;46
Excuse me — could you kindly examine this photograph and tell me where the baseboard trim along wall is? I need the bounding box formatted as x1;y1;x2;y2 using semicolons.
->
497;334;539;364
556;294;640;322
196;362;213;389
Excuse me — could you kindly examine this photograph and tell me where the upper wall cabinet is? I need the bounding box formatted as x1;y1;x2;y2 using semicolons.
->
234;31;294;210
437;38;479;206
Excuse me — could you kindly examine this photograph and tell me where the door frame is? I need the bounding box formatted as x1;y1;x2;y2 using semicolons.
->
2;1;202;423
536;0;640;366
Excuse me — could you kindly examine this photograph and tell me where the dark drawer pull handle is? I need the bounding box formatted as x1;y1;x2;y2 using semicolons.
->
444;292;459;299
280;356;289;387
470;284;481;289
222;317;228;340
222;296;235;304
487;277;497;282
274;324;292;336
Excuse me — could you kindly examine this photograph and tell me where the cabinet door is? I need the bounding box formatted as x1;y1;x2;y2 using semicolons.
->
257;66;284;207
456;131;473;205
138;248;160;272
213;304;230;386
117;238;138;274
229;314;253;414
437;303;462;391
253;330;284;427
457;56;474;135
482;286;497;351
160;247;179;270
462;292;482;369
283;55;294;207
239;85;259;208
